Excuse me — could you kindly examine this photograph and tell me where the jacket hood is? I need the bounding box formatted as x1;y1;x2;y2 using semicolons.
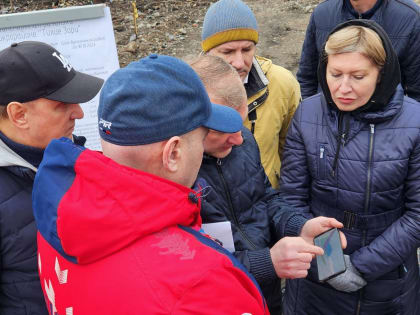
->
0;138;37;171
33;137;202;265
0;134;86;173
317;19;401;113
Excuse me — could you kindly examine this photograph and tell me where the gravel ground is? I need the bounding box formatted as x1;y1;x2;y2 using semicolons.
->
0;0;316;72
2;0;419;74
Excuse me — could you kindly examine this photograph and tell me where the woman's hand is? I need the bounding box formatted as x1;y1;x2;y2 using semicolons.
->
300;216;347;249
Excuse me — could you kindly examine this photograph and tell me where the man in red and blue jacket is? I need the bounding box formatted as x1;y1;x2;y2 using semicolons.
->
33;55;270;314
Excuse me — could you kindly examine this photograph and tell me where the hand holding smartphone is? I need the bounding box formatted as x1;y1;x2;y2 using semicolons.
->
313;228;346;282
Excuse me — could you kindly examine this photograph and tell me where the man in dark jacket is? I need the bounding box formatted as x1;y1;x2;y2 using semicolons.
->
190;55;346;315
298;0;420;101
0;41;103;314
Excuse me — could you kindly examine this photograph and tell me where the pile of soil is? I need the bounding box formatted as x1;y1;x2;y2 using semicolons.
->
0;0;318;73
110;0;319;71
1;0;420;73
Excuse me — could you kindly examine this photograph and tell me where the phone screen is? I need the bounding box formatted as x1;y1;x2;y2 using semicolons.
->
313;228;346;282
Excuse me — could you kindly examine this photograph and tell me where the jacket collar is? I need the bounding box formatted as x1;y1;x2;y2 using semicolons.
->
321;86;403;141
344;0;383;19
35;138;202;264
355;85;404;123
0;137;37;171
244;57;269;98
0;134;86;172
344;0;384;19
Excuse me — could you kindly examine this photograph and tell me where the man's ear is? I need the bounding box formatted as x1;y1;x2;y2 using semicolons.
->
162;136;182;172
6;102;29;129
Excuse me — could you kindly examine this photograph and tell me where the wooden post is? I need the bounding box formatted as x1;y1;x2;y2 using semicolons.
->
132;1;139;39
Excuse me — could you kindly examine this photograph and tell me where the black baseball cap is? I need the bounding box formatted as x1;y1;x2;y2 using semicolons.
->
0;41;104;105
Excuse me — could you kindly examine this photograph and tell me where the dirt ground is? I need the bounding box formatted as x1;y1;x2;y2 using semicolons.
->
112;0;317;74
3;0;419;75
0;0;318;74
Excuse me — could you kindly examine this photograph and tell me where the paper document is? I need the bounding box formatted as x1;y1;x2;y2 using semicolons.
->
201;221;235;253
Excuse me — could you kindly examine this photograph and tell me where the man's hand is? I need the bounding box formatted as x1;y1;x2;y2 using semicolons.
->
270;237;324;279
300;216;347;249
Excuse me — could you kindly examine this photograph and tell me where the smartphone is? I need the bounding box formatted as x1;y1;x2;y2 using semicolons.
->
313;228;346;282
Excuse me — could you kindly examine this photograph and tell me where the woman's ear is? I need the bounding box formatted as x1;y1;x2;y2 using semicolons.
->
162;136;181;173
6;102;29;129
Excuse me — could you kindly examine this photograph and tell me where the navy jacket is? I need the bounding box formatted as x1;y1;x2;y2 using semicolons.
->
281;90;420;315
281;19;420;315
0;151;47;314
0;135;84;314
0;166;47;314
297;0;420;101
198;128;307;315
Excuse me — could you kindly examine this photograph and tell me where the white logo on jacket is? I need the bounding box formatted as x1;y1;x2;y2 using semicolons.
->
55;257;68;284
44;279;57;314
40;254;74;315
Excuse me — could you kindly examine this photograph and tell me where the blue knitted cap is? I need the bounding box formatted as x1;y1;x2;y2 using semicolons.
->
98;54;243;146
201;0;258;52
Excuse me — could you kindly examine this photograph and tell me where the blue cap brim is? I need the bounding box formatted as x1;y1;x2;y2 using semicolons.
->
203;103;243;133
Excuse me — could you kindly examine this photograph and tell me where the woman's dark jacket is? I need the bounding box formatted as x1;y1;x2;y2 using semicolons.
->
198;127;307;315
280;20;420;315
297;0;420;101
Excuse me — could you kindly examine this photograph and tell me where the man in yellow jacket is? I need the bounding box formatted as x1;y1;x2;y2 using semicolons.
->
201;0;301;189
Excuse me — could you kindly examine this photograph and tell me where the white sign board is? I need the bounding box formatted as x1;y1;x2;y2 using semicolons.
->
0;5;120;150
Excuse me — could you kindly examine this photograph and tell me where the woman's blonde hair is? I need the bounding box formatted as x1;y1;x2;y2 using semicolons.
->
325;25;386;69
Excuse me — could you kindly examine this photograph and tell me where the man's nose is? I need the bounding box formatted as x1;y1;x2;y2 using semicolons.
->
230;51;245;70
228;131;243;146
70;103;84;120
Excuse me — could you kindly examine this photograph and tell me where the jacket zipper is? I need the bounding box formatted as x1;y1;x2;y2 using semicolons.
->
216;158;257;250
363;124;375;214
248;108;257;135
319;145;327;179
356;124;375;315
251;120;256;134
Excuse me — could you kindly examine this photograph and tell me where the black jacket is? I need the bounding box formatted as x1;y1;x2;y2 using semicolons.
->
197;128;307;314
0;135;84;314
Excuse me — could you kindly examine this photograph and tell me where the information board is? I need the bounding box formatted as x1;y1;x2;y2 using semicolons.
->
0;5;120;150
